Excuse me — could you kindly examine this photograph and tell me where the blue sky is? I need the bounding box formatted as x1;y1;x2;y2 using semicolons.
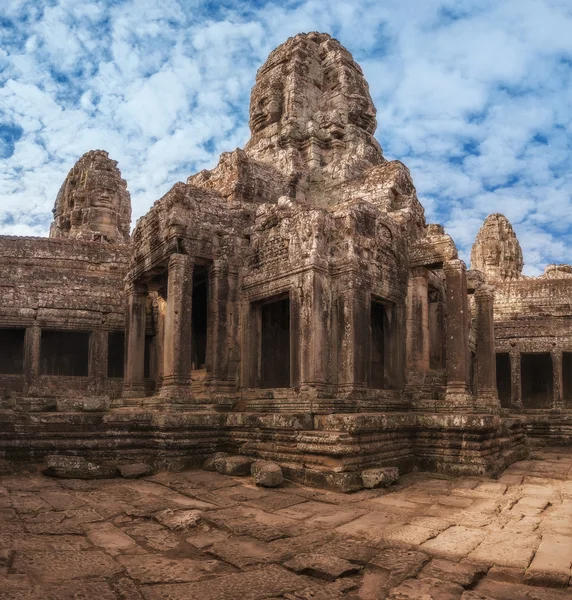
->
0;0;571;275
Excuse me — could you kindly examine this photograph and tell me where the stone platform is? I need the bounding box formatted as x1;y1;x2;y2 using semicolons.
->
1;448;571;599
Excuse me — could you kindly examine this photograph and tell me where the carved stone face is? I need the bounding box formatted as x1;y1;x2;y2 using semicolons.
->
250;88;283;134
483;242;501;266
50;150;131;243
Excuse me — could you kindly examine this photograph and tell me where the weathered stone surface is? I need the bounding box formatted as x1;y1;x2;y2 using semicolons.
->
419;559;485;588
467;532;540;568
252;460;284;487
386;577;465;600
215;456;255;476
119;463;154;478
362;467;399;489
141;565;308;600
119;554;221;584
42;455;119;479
12;550;122;581
153;509;203;531
524;534;572;587
283;552;361;581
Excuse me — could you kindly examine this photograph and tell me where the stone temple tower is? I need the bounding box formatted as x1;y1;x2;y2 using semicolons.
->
471;213;523;281
50;150;131;243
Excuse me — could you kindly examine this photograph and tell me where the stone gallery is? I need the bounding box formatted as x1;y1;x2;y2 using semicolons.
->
1;32;571;492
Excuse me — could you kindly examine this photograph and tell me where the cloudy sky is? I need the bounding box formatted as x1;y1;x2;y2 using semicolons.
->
1;0;571;274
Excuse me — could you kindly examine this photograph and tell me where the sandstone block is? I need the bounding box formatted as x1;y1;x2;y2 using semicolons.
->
251;460;284;487
42;455;119;479
361;467;399;489
203;452;228;472
283;552;361;581
524;534;572;587
154;509;202;531
215;456;254;476
386;577;464;600
119;463;153;479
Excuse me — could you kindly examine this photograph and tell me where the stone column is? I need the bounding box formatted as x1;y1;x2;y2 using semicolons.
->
337;285;368;395
299;268;329;390
552;350;564;409
405;267;430;387
205;261;229;390
509;349;522;409
89;330;108;396
160;254;194;399
474;285;500;413
443;259;473;410
23;325;41;395
153;295;167;392
123;281;147;398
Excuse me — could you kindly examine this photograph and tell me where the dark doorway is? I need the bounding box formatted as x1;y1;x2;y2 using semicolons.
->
0;329;25;374
470;351;476;395
563;352;572;406
371;301;385;389
521;353;553;408
144;335;153;379
428;290;445;369
496;353;511;408
192;267;208;370
40;331;90;376
260;296;290;388
107;332;125;378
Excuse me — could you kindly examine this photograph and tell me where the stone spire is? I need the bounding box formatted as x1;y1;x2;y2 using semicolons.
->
471;213;523;282
244;32;384;202
50;150;131;243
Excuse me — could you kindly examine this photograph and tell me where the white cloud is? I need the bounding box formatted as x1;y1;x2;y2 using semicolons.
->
0;0;570;275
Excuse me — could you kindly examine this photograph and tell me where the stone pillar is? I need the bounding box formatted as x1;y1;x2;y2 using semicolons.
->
160;254;194;399
337;286;368;395
123;281;147;398
443;259;473;411
509;349;522;409
474;285;500;413
552;350;564;409
205;261;229;390
299;269;329;390
23;325;41;395
405;267;430;387
154;295;166;392
89;330;108;396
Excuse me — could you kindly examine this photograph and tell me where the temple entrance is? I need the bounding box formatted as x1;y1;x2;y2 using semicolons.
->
40;330;90;376
369;299;400;390
428;289;445;369
521;353;553;408
107;331;125;378
260;296;290;388
496;353;511;408
371;301;385;389
191;267;208;370
563;352;572;407
0;329;25;374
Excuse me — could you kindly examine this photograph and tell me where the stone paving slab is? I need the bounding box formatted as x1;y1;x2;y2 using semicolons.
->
1;447;572;599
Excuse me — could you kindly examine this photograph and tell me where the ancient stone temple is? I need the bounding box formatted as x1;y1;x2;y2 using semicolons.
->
0;32;569;490
471;213;572;443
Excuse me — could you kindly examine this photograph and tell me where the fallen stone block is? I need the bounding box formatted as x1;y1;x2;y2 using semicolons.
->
42;455;119;479
154;509;202;531
119;463;153;479
361;467;399;489
283;552;361;581
215;456;254;476
203;452;228;472
251;460;284;487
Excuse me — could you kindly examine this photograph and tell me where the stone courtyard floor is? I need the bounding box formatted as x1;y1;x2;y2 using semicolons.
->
1;448;572;599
